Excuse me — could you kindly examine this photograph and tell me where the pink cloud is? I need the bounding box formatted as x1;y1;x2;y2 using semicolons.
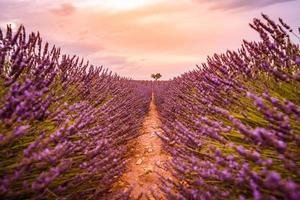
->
50;3;76;16
193;0;297;10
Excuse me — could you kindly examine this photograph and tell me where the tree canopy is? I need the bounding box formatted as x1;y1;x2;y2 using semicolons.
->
151;73;162;80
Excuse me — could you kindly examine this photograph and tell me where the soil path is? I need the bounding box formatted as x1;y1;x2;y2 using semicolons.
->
115;93;172;199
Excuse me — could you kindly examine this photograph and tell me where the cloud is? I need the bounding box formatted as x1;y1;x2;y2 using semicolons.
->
0;0;31;19
95;55;129;66
193;0;297;10
1;0;299;79
59;42;105;56
50;3;76;16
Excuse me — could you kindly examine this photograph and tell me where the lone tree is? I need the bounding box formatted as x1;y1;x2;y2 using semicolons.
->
151;73;162;81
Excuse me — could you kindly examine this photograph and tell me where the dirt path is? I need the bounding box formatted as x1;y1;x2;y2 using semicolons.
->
115;93;172;199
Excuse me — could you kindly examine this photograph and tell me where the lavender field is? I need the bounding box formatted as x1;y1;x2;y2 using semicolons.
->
0;15;300;200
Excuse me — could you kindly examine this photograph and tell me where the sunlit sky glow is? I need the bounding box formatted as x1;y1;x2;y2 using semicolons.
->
1;0;300;79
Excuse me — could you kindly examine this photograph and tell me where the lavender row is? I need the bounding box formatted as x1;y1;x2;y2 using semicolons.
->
0;25;151;199
155;15;300;200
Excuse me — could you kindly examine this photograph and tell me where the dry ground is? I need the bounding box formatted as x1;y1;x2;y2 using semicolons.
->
114;94;173;199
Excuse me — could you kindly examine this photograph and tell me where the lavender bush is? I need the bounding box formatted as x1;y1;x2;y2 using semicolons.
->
155;15;300;200
0;25;151;199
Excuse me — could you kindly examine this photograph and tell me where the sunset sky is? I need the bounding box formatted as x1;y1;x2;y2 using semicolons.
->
1;0;300;79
